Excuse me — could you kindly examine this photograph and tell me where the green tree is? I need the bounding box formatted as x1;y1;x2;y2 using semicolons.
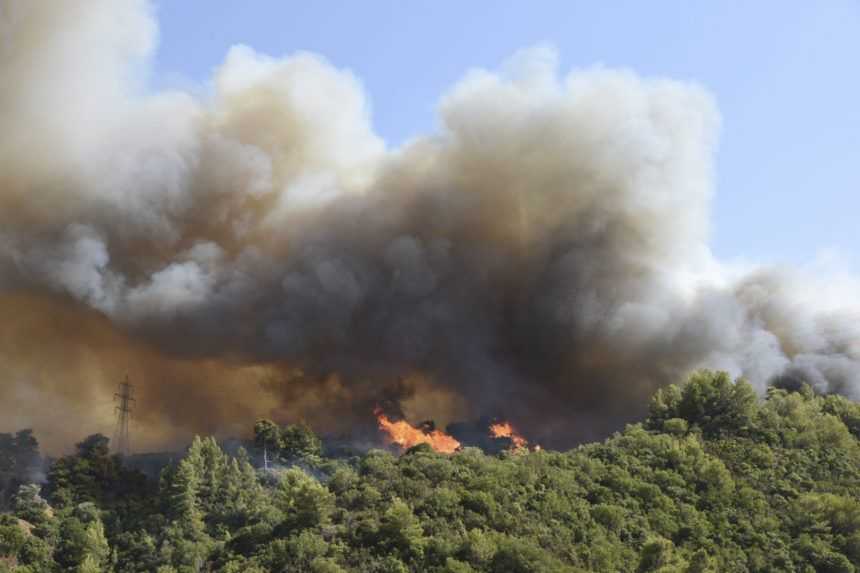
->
281;423;323;460
0;514;27;559
378;499;426;562
0;430;41;509
13;484;50;526
45;434;121;509
648;371;757;437
254;419;282;457
162;443;204;536
273;468;334;533
54;504;110;572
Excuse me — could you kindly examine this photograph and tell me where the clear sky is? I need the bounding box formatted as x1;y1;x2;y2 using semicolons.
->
151;1;859;266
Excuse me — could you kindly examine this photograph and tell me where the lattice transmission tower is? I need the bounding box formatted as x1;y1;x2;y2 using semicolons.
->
113;376;135;457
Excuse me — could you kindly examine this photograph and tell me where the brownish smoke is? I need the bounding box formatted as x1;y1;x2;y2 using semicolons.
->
1;2;858;453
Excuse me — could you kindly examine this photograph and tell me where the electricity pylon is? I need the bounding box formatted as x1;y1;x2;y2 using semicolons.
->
113;375;135;457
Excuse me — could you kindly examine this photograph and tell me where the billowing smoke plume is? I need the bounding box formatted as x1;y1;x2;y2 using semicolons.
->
1;1;858;451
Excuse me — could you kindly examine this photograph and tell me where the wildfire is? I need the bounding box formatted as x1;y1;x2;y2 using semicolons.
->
489;421;528;449
375;409;461;454
374;409;538;454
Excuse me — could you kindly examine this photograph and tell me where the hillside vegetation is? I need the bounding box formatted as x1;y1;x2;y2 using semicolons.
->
2;370;860;572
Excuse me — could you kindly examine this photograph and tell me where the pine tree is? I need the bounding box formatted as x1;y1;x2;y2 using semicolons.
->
166;457;204;535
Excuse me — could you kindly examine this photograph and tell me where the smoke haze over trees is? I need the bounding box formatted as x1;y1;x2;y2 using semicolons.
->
1;1;859;451
1;372;860;571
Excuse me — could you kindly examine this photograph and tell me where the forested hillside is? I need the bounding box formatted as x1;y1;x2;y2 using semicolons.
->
2;370;860;572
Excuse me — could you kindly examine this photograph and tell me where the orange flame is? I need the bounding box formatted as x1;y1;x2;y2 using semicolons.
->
375;409;461;454
489;421;528;449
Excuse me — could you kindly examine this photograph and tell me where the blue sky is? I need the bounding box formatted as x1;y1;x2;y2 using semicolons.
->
152;1;859;266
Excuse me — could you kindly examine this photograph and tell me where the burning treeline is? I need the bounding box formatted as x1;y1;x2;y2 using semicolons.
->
1;1;860;453
374;409;532;454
